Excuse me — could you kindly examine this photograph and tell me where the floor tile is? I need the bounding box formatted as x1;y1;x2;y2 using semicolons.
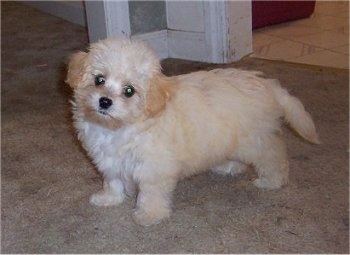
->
260;22;325;39
296;15;348;30
251;1;349;69
288;49;349;69
252;33;283;48
314;1;349;16
337;11;349;19
254;40;323;60
330;44;349;55
328;25;349;35
289;30;349;50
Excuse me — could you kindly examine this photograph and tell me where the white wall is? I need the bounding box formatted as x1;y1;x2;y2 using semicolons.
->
167;1;205;32
20;0;252;64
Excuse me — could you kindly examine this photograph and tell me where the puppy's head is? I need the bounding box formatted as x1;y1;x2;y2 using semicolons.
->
66;38;173;130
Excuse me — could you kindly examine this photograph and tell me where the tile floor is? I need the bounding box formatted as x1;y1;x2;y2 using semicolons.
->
251;1;349;69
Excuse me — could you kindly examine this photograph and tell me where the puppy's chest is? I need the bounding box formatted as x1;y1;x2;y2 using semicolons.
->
77;122;143;174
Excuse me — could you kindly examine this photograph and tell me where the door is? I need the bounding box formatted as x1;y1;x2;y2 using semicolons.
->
85;1;252;63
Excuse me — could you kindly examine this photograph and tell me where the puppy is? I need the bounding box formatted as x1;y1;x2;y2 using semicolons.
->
66;38;319;226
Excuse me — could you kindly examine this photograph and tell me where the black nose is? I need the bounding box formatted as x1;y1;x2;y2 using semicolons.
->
99;97;113;109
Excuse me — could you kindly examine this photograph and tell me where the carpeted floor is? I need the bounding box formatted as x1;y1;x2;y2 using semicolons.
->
1;2;349;253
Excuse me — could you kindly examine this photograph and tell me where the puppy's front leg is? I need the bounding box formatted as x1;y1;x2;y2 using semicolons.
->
133;180;176;226
212;160;248;176
90;178;125;206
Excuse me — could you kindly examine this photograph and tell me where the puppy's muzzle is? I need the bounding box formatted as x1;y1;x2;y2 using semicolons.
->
99;97;113;110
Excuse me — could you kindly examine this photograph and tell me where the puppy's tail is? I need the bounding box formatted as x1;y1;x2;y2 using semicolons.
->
271;82;320;144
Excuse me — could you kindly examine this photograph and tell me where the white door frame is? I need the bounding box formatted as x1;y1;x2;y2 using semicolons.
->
85;1;131;42
85;1;252;64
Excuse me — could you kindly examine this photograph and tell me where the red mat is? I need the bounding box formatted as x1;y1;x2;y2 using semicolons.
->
252;1;316;29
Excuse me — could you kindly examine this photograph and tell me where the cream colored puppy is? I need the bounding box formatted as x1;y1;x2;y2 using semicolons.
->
66;38;319;226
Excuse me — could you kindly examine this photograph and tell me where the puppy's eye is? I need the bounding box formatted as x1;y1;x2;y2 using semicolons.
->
95;74;105;86
123;85;135;98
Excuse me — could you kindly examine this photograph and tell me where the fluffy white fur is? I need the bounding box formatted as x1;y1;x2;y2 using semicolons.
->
66;38;319;226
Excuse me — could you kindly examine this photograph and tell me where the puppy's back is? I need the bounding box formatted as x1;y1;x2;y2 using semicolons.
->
153;69;284;174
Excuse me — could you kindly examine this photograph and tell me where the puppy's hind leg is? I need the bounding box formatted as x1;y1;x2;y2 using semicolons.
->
211;160;248;176
90;178;126;206
250;134;289;190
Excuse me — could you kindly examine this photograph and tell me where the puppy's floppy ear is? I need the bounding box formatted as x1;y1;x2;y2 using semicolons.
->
145;74;174;117
66;51;88;89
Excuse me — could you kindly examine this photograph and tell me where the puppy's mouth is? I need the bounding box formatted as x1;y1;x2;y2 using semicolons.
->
96;108;119;121
98;109;109;116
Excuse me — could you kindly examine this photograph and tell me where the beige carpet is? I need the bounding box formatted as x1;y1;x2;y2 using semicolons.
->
2;2;349;253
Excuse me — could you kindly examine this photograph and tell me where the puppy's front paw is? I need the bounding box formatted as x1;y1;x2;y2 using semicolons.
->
253;177;285;190
89;191;124;206
132;208;170;226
